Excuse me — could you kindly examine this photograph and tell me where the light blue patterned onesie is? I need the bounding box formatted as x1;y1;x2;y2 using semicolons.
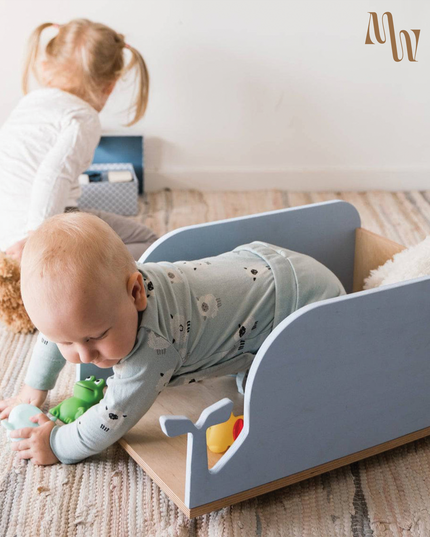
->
24;242;345;464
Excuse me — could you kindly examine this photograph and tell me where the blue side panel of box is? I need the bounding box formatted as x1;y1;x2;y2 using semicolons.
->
93;135;144;194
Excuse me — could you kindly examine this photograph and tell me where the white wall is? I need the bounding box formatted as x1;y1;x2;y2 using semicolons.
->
0;0;429;191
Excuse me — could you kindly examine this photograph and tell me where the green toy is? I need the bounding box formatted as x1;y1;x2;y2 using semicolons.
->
49;376;106;424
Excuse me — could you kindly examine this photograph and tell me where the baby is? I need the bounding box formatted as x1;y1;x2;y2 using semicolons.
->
0;212;345;465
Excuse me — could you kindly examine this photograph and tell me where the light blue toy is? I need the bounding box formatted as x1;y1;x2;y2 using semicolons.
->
1;404;56;442
2;378;105;444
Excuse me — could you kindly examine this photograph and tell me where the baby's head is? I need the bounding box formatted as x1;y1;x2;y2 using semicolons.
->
23;18;149;125
21;213;147;368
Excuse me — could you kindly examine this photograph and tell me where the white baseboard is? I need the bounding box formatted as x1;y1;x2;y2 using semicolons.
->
145;167;430;192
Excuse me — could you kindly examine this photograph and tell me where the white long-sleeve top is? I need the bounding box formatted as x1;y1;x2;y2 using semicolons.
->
0;88;101;251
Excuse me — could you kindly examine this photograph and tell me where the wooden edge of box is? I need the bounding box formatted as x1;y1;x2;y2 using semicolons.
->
118;438;190;514
353;228;405;292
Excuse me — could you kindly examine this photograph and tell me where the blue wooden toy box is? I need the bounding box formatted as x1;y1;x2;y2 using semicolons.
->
77;200;428;518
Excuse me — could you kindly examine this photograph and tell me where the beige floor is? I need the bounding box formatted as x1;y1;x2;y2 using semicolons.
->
1;189;430;536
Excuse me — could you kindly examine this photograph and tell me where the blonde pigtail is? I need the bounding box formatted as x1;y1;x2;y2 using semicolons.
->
123;45;149;126
22;19;149;125
22;22;57;94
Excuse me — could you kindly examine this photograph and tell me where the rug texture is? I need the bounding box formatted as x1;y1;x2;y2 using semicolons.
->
1;190;430;537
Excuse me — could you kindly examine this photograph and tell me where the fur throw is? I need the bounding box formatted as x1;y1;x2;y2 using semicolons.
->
364;236;430;290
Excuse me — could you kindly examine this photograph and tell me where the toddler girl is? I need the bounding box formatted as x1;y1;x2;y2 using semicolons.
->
0;18;157;262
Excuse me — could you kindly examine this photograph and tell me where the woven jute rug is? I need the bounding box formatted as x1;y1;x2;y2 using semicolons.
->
1;190;430;537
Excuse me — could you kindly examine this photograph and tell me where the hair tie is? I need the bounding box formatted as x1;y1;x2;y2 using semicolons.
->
53;23;60;29
124;43;131;49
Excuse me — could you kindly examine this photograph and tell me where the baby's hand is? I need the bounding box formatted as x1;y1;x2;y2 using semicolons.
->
0;385;48;420
10;413;59;465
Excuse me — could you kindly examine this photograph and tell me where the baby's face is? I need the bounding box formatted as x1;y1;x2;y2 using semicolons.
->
23;271;147;368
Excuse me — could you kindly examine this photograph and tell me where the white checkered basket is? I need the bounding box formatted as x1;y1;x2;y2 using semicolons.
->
77;163;138;216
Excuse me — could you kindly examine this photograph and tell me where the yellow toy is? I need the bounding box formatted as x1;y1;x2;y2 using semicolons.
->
206;412;244;453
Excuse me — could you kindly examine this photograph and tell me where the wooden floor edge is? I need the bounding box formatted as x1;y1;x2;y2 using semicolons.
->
118;438;190;516
186;425;430;518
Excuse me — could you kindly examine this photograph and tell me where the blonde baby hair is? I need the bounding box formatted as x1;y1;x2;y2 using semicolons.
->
21;213;137;305
22;19;149;125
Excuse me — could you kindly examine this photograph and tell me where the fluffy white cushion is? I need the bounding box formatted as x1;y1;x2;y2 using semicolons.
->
364;236;430;290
